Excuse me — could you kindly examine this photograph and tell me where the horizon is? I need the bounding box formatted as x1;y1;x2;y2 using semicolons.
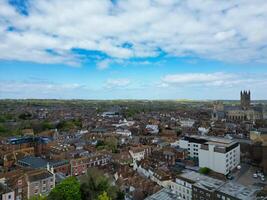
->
1;0;267;99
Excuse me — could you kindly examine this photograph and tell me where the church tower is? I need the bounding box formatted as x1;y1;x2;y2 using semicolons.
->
240;90;251;110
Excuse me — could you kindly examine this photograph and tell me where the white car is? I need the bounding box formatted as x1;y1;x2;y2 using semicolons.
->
253;173;258;178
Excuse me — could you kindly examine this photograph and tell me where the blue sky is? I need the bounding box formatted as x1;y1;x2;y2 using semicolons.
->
0;0;267;99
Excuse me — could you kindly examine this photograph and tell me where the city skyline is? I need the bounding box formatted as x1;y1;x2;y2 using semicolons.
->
1;0;267;99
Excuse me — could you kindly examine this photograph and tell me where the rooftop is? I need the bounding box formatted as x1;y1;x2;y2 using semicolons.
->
184;135;237;148
217;182;260;200
27;170;53;182
18;156;68;169
178;171;225;191
144;188;180;200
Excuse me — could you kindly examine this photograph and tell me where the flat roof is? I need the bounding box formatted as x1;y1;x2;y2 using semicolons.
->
184;135;237;147
217;182;259;200
178;171;225;191
144;188;180;200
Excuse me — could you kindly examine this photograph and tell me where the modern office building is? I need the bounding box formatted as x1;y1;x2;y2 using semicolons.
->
179;135;240;175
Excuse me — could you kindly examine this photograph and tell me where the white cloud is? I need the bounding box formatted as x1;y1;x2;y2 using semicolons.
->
105;78;131;88
161;72;267;88
0;0;266;66
0;80;85;98
97;59;112;70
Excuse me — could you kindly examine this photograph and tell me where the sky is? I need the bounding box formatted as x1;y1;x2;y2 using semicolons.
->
0;0;267;100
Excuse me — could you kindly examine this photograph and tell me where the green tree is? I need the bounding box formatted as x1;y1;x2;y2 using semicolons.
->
199;167;211;175
42;121;53;130
104;137;118;153
80;168;123;200
97;192;111;200
29;195;47;200
47;177;81;200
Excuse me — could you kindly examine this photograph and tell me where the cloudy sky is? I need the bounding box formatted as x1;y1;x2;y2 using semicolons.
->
0;0;267;99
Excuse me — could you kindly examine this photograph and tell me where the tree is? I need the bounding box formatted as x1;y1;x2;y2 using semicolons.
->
104;137;118;153
19;112;32;120
47;177;81;200
42;121;54;130
199;167;210;175
97;192;111;200
29;195;47;200
80;168;124;200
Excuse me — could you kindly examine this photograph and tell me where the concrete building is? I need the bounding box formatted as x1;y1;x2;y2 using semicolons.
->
179;135;240;175
179;136;206;158
199;138;240;175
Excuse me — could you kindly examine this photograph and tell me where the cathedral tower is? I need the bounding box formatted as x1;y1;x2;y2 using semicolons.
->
240;90;251;110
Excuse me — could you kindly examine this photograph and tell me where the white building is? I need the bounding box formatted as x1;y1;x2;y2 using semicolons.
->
115;129;132;137
180;119;195;128
0;179;15;200
129;146;151;168
179;136;205;158
145;125;159;134
199;139;240;175
179;135;240;175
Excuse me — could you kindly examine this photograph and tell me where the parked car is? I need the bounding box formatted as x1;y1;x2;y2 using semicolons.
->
253;173;258;178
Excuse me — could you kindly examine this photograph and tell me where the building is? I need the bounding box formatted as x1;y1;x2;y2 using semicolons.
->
144;188;181;200
0;180;14;200
180;119;195;128
129;145;152;164
212;90;263;121
5;168;55;200
17;156;71;176
170;171;224;200
179;135;240;175
145;125;159;134
215;182;259;200
179;136;207;158
250;128;267;143
115;129;132;137
199;138;240;175
26;170;55;199
70;153;111;176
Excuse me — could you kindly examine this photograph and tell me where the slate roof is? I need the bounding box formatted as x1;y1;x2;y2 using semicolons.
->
18;156;47;169
27;171;53;182
18;156;68;169
145;188;180;200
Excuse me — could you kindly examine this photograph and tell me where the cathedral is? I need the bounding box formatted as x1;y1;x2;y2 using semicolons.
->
212;90;263;121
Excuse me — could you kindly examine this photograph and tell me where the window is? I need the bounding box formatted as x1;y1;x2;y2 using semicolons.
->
8;194;12;199
18;180;22;186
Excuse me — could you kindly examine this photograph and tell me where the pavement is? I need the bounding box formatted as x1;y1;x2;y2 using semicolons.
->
232;163;266;187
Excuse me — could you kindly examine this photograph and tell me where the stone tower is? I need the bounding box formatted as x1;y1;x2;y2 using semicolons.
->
240;90;251;110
